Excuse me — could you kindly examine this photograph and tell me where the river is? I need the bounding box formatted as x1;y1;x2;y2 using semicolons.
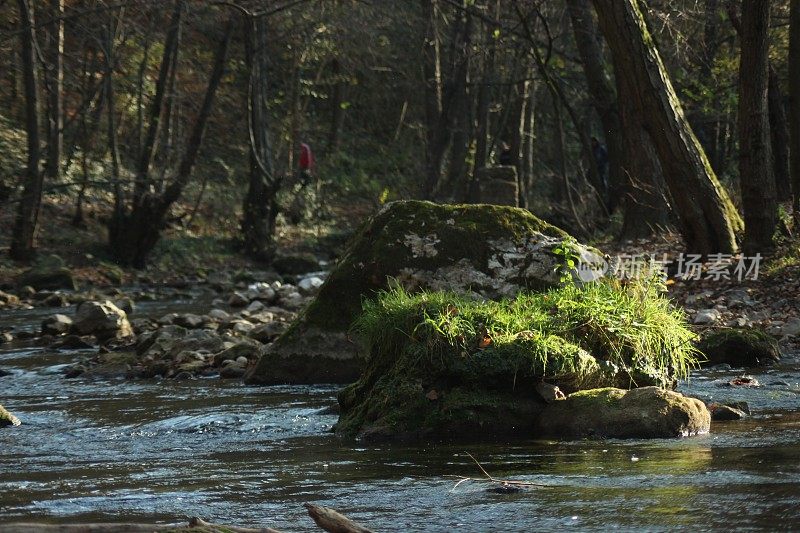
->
1;297;799;531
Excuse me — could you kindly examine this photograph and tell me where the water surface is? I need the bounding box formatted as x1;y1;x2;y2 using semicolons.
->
1;302;799;532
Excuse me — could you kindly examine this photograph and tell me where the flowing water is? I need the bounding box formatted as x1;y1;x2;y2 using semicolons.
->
1;298;799;532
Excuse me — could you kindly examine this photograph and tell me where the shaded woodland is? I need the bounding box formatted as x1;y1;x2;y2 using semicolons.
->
0;0;798;266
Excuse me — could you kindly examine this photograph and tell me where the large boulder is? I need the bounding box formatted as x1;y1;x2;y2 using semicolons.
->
697;328;781;367
73;301;133;340
246;201;603;385
16;255;77;291
0;404;21;427
536;387;710;439
334;283;699;442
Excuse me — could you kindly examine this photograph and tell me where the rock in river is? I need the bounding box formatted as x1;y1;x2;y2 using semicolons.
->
246;200;603;385
334;282;700;441
535;387;710;439
697;328;781;367
41;314;73;335
73;300;133;340
16;254;77;291
0;404;21;427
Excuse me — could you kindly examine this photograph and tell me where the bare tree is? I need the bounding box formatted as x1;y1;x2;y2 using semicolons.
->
108;11;234;267
44;0;64;182
737;0;776;253
10;0;43;262
241;13;281;261
790;0;800;215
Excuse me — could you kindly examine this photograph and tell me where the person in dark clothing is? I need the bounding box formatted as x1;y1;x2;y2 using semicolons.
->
591;136;609;190
498;142;513;166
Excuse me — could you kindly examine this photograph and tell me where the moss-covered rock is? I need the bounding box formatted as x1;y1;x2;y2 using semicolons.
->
0;404;21;427
536;387;710;439
335;281;699;441
697;328;781;367
17;255;77;291
247;200;604;384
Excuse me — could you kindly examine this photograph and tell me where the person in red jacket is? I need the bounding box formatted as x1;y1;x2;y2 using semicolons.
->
298;142;314;184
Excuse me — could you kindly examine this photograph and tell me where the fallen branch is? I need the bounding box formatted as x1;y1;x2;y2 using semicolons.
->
450;452;548;492
304;503;374;533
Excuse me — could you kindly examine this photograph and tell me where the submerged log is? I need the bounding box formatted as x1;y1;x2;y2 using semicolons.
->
304;503;373;533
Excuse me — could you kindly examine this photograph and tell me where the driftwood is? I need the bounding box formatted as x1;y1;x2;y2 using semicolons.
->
0;518;281;533
304;503;374;533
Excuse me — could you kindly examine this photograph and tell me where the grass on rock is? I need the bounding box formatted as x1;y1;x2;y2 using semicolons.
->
337;278;699;438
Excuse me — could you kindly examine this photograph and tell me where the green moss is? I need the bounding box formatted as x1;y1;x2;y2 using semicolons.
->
566;387;627;407
296;201;567;331
336;278;699;439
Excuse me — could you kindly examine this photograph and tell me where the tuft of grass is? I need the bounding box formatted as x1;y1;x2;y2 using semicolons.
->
351;277;699;390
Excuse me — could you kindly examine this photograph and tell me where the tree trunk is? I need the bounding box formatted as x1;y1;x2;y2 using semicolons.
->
421;0;464;198
443;8;473;199
737;0;776;254
156;20;182;193
108;17;232;267
789;0;800;214
327;58;344;154
729;5;791;203
473;1;498;174
590;0;741;254
105;12;123;219
768;65;791;202
519;81;536;208
44;0;64;182
242;15;281;261
72;49;105;227
517;5;606;212
135;0;182;203
10;0;43;262
617;71;670;239
566;0;622;209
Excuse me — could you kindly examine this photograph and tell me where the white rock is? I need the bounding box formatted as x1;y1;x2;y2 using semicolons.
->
693;308;720;325
208;309;230;321
246;300;265;313
256;287;276;302
73;300;132;338
232;320;255;334
298;276;324;295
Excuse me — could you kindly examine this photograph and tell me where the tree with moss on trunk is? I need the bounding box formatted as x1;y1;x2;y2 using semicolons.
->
590;0;741;254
